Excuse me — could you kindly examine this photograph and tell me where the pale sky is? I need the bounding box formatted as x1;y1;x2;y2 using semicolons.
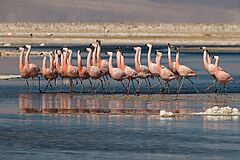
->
1;0;240;23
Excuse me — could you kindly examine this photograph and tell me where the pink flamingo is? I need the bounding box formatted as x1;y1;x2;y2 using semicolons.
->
24;45;42;92
96;40;109;79
175;47;199;94
145;43;163;88
116;47;138;94
18;46;31;89
200;47;223;91
213;56;233;93
41;52;58;92
105;51;126;93
85;47;104;93
167;43;180;80
133;47;151;94
77;50;92;92
54;49;64;87
155;50;176;93
61;48;79;92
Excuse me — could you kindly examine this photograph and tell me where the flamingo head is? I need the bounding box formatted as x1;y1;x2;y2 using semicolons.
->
77;50;81;54
62;47;68;52
174;47;180;52
90;42;97;48
105;52;113;56
16;47;24;51
49;51;53;56
24;45;31;49
85;47;92;53
96;39;101;45
154;50;162;57
167;43;174;48
68;49;73;54
144;43;152;48
56;50;62;56
132;47;141;52
200;46;207;51
116;46;122;52
212;56;219;60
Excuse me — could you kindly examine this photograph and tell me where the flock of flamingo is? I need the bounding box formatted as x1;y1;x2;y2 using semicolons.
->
17;40;234;94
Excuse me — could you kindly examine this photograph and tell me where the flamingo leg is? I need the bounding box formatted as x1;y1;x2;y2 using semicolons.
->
177;78;185;94
135;79;142;95
49;81;54;92
224;84;227;94
187;78;199;93
69;79;73;93
44;80;50;92
18;80;29;93
112;81;118;94
126;79;131;95
94;79;104;94
167;82;171;94
150;77;162;89
204;79;217;92
79;79;84;93
38;77;42;93
121;81;127;93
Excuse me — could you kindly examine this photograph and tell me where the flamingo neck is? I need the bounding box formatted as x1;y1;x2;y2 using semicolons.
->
61;54;64;70
63;53;68;72
19;50;24;70
147;46;152;66
42;56;47;74
25;47;31;67
121;55;126;70
78;54;83;71
138;49;142;65
156;55;162;73
49;55;53;70
116;51;122;69
176;52;180;69
135;50;140;71
87;51;92;70
207;53;211;64
97;43;102;65
55;54;61;71
68;52;72;66
203;50;208;70
108;55;113;74
215;58;220;74
168;46;173;69
92;46;97;66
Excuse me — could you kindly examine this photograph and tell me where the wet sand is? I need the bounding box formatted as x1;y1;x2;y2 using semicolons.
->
0;23;240;45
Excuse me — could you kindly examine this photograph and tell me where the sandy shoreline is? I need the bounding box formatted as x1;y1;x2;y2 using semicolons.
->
0;23;240;45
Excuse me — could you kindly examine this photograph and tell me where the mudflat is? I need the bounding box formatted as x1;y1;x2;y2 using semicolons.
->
0;23;240;45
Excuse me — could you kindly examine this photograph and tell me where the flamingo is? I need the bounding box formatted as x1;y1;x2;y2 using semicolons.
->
200;47;223;92
77;50;92;93
41;52;58;92
133;47;151;94
18;46;31;89
61;48;79;92
96;40;109;79
116;47;138;94
175;47;199;94
24;45;42;92
54;49;64;88
213;56;233;93
145;43;163;89
105;51;127;93
85;47;104;93
155;50;176;93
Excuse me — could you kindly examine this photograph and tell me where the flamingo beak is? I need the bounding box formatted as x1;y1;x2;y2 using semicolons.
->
200;47;203;50
154;51;157;55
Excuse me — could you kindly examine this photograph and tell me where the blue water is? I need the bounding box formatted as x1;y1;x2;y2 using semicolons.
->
0;45;240;159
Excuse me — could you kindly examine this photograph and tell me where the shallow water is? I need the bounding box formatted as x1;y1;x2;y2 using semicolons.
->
0;45;240;159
